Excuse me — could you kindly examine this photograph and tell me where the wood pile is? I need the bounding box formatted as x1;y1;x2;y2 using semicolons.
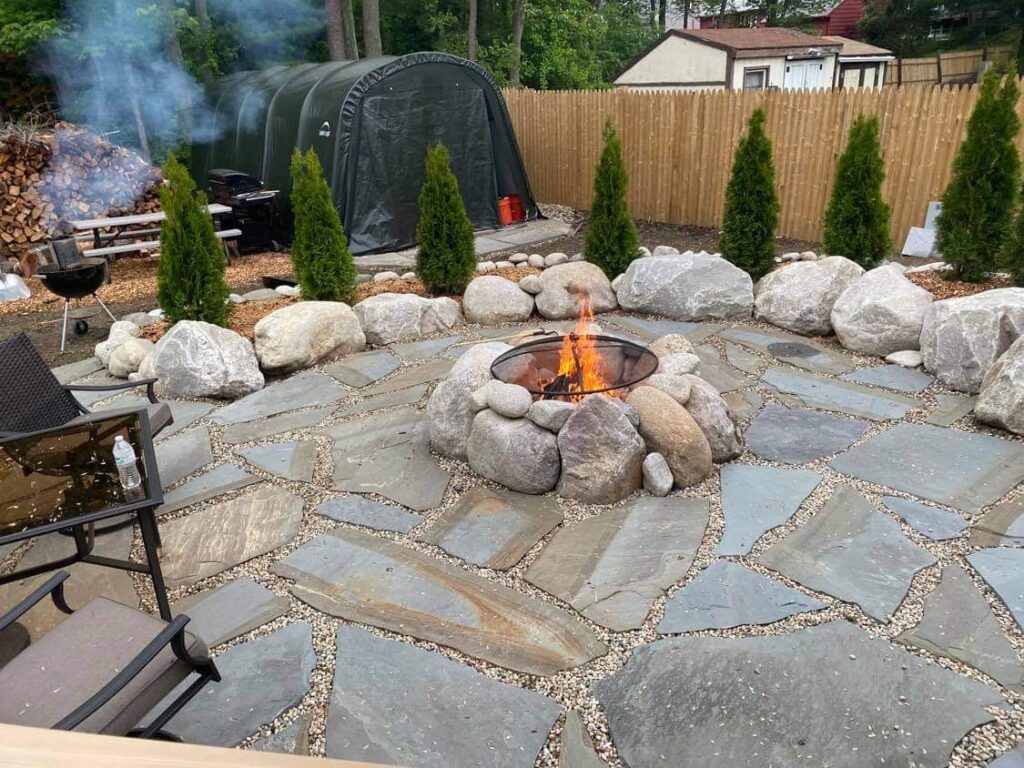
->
0;121;162;272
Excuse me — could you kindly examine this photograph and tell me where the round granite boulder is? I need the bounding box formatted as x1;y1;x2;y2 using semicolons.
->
534;262;617;320
830;264;933;355
254;301;365;372
626;386;712;488
754;256;864;336
615;253;753;321
148;320;264;398
467;410;561;494
353;293;463;346
462;276;534;324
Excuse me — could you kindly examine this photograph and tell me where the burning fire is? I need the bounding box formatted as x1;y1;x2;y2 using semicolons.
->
543;295;617;402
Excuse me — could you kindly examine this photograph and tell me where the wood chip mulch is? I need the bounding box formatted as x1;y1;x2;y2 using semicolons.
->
906;270;1014;300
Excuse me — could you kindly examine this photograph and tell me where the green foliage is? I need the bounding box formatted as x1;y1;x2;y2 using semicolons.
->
584;117;638;279
719;108;780;281
822;115;891;269
415;143;476;295
936;70;1021;283
157;156;231;325
1000;179;1024;285
289;148;357;303
0;0;62;55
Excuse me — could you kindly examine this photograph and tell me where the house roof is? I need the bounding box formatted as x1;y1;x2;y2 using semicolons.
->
677;27;840;54
820;35;895;58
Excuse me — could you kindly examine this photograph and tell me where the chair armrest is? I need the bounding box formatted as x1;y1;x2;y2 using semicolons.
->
0;572;72;633
64;378;159;405
53;614;219;732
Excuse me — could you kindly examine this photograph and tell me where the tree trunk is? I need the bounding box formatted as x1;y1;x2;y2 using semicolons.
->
717;0;728;27
341;0;359;58
468;0;478;60
510;0;527;87
194;0;214;86
325;0;347;59
682;0;691;27
658;0;667;28
363;0;383;57
124;64;151;162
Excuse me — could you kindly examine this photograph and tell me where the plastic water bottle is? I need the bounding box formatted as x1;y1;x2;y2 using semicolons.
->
113;436;142;492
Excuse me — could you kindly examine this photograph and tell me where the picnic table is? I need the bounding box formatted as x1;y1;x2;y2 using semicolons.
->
71;204;232;250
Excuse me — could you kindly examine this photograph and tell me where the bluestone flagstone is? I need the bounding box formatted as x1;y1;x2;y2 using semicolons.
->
417;486;563;569
172;577;290;647
149;622;315;746
716;464;822;555
316;495;422;533
155;427;213;488
236;440;317;482
66;372;124;408
390;335;463;361
211;371;347;425
326;626;562;767
657;560;825;633
96;395;215;439
723;341;763;374
251;714;311;755
272;527;606;675
898;565;1023;690
359;358;453;397
559;711;605;768
336;384;428;417
758;486;936;621
970;498;1024;549
830;423;1024;511
323;350;401;387
882;496;967;541
745;404;870;464
603;316;722;343
762;367;921;421
52;356;103;384
158;463;257;515
992;747;1024;767
320;406;449;511
218;407;331;445
593;621;1002;768
720;327;855;375
923;393;977;427
525;497;709;631
693;345;750;393
721;389;763;422
969;547;1024;631
841;364;934;393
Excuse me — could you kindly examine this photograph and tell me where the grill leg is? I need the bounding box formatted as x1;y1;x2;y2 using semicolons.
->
60;300;70;353
95;294;117;322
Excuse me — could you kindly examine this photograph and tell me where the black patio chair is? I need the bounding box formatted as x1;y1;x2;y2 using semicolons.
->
0;333;172;440
0;571;219;738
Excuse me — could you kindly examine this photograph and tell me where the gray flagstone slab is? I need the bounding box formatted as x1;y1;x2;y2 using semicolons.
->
720;327;856;375
593;621;1002;768
172;577;290;648
968;547;1024;632
881;496;967;541
841;365;934;393
560;710;605;768
67;372;125;408
923;393;977;427
211;371;348;425
716;464;822;555
693;345;751;393
326;626;562;767
721;389;763;422
271;527;606;676
148;623;315;746
898;565;1023;690
323;350;401;387
525;498;709;631
830;423;1024;512
236;440;317;483
155;427;213;488
316;495;422;533
251;714;311;755
219;407;331;445
336;384;428;417
992;747;1024;767
390;335;463;361
158;463;257;515
602;316;723;343
970;498;1024;549
762;367;921;421
745;404;870;464
758;486;936;621
657;560;825;633
52;356;103;384
359;358;454;397
160;486;304;588
417;486;563;569
723;341;763;374
321;406;449;511
96;395;215;439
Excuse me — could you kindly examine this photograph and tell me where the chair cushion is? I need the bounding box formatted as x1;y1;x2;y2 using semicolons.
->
0;597;206;735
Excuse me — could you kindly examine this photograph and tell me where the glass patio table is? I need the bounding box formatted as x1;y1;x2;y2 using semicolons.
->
0;410;172;621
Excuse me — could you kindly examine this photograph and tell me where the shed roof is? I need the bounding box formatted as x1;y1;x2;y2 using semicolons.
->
677;27;840;54
820;35;895;58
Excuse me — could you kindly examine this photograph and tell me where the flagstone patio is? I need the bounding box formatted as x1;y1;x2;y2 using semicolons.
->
3;313;1024;767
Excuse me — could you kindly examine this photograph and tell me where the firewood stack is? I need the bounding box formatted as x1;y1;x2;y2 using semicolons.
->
0;121;162;274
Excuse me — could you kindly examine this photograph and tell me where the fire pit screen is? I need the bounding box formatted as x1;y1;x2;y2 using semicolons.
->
490;333;659;401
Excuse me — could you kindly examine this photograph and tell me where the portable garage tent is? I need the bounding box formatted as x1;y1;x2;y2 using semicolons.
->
193;53;538;254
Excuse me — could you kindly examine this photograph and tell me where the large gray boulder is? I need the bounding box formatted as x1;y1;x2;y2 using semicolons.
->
467;410;560;494
462;276;534;324
830;265;933;355
254;301;365;372
534;262;617;320
681;375;743;462
148;321;264;398
754;256;864;335
449;341;512;378
975;335;1024;435
556;395;645;504
427;367;494;460
615;253;753;321
920;288;1024;393
353;293;462;345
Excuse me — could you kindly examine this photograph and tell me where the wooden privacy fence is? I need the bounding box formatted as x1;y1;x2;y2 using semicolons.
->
503;81;1024;247
886;45;1014;86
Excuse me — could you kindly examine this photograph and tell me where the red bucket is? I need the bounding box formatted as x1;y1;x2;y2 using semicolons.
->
498;194;525;226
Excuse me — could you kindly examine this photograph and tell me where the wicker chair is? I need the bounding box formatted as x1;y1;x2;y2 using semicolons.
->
0;333;172;440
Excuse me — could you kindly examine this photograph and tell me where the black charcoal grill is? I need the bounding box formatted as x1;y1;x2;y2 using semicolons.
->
207;168;282;253
36;242;116;353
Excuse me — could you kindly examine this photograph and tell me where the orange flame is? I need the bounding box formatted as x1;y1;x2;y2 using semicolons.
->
550;294;615;402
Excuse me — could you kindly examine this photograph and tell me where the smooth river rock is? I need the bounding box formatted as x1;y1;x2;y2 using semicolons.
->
680;374;743;461
462;275;535;324
467;409;561;495
272;527;606;675
626;386;713;488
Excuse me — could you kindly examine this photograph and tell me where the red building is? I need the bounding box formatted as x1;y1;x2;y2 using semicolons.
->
699;0;866;39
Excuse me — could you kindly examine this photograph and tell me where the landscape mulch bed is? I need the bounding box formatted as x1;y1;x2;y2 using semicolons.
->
906;270;1014;300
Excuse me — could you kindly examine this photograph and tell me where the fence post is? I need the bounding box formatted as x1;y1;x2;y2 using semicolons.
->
936;52;943;84
897;57;903;86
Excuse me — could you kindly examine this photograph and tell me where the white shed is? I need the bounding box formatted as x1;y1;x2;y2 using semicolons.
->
614;28;842;92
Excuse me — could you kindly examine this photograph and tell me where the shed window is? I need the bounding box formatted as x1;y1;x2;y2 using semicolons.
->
743;67;768;90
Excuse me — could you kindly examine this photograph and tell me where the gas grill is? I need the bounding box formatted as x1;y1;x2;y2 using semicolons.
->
207;169;282;253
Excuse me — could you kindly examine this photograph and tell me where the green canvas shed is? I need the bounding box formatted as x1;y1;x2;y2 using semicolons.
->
193;52;537;254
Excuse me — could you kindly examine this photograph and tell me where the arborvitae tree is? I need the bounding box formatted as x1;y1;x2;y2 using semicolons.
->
1000;180;1024;285
157;156;230;325
936;69;1021;283
822;115;892;269
584;117;638;279
415;143;476;294
719;108;780;281
289;148;357;303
